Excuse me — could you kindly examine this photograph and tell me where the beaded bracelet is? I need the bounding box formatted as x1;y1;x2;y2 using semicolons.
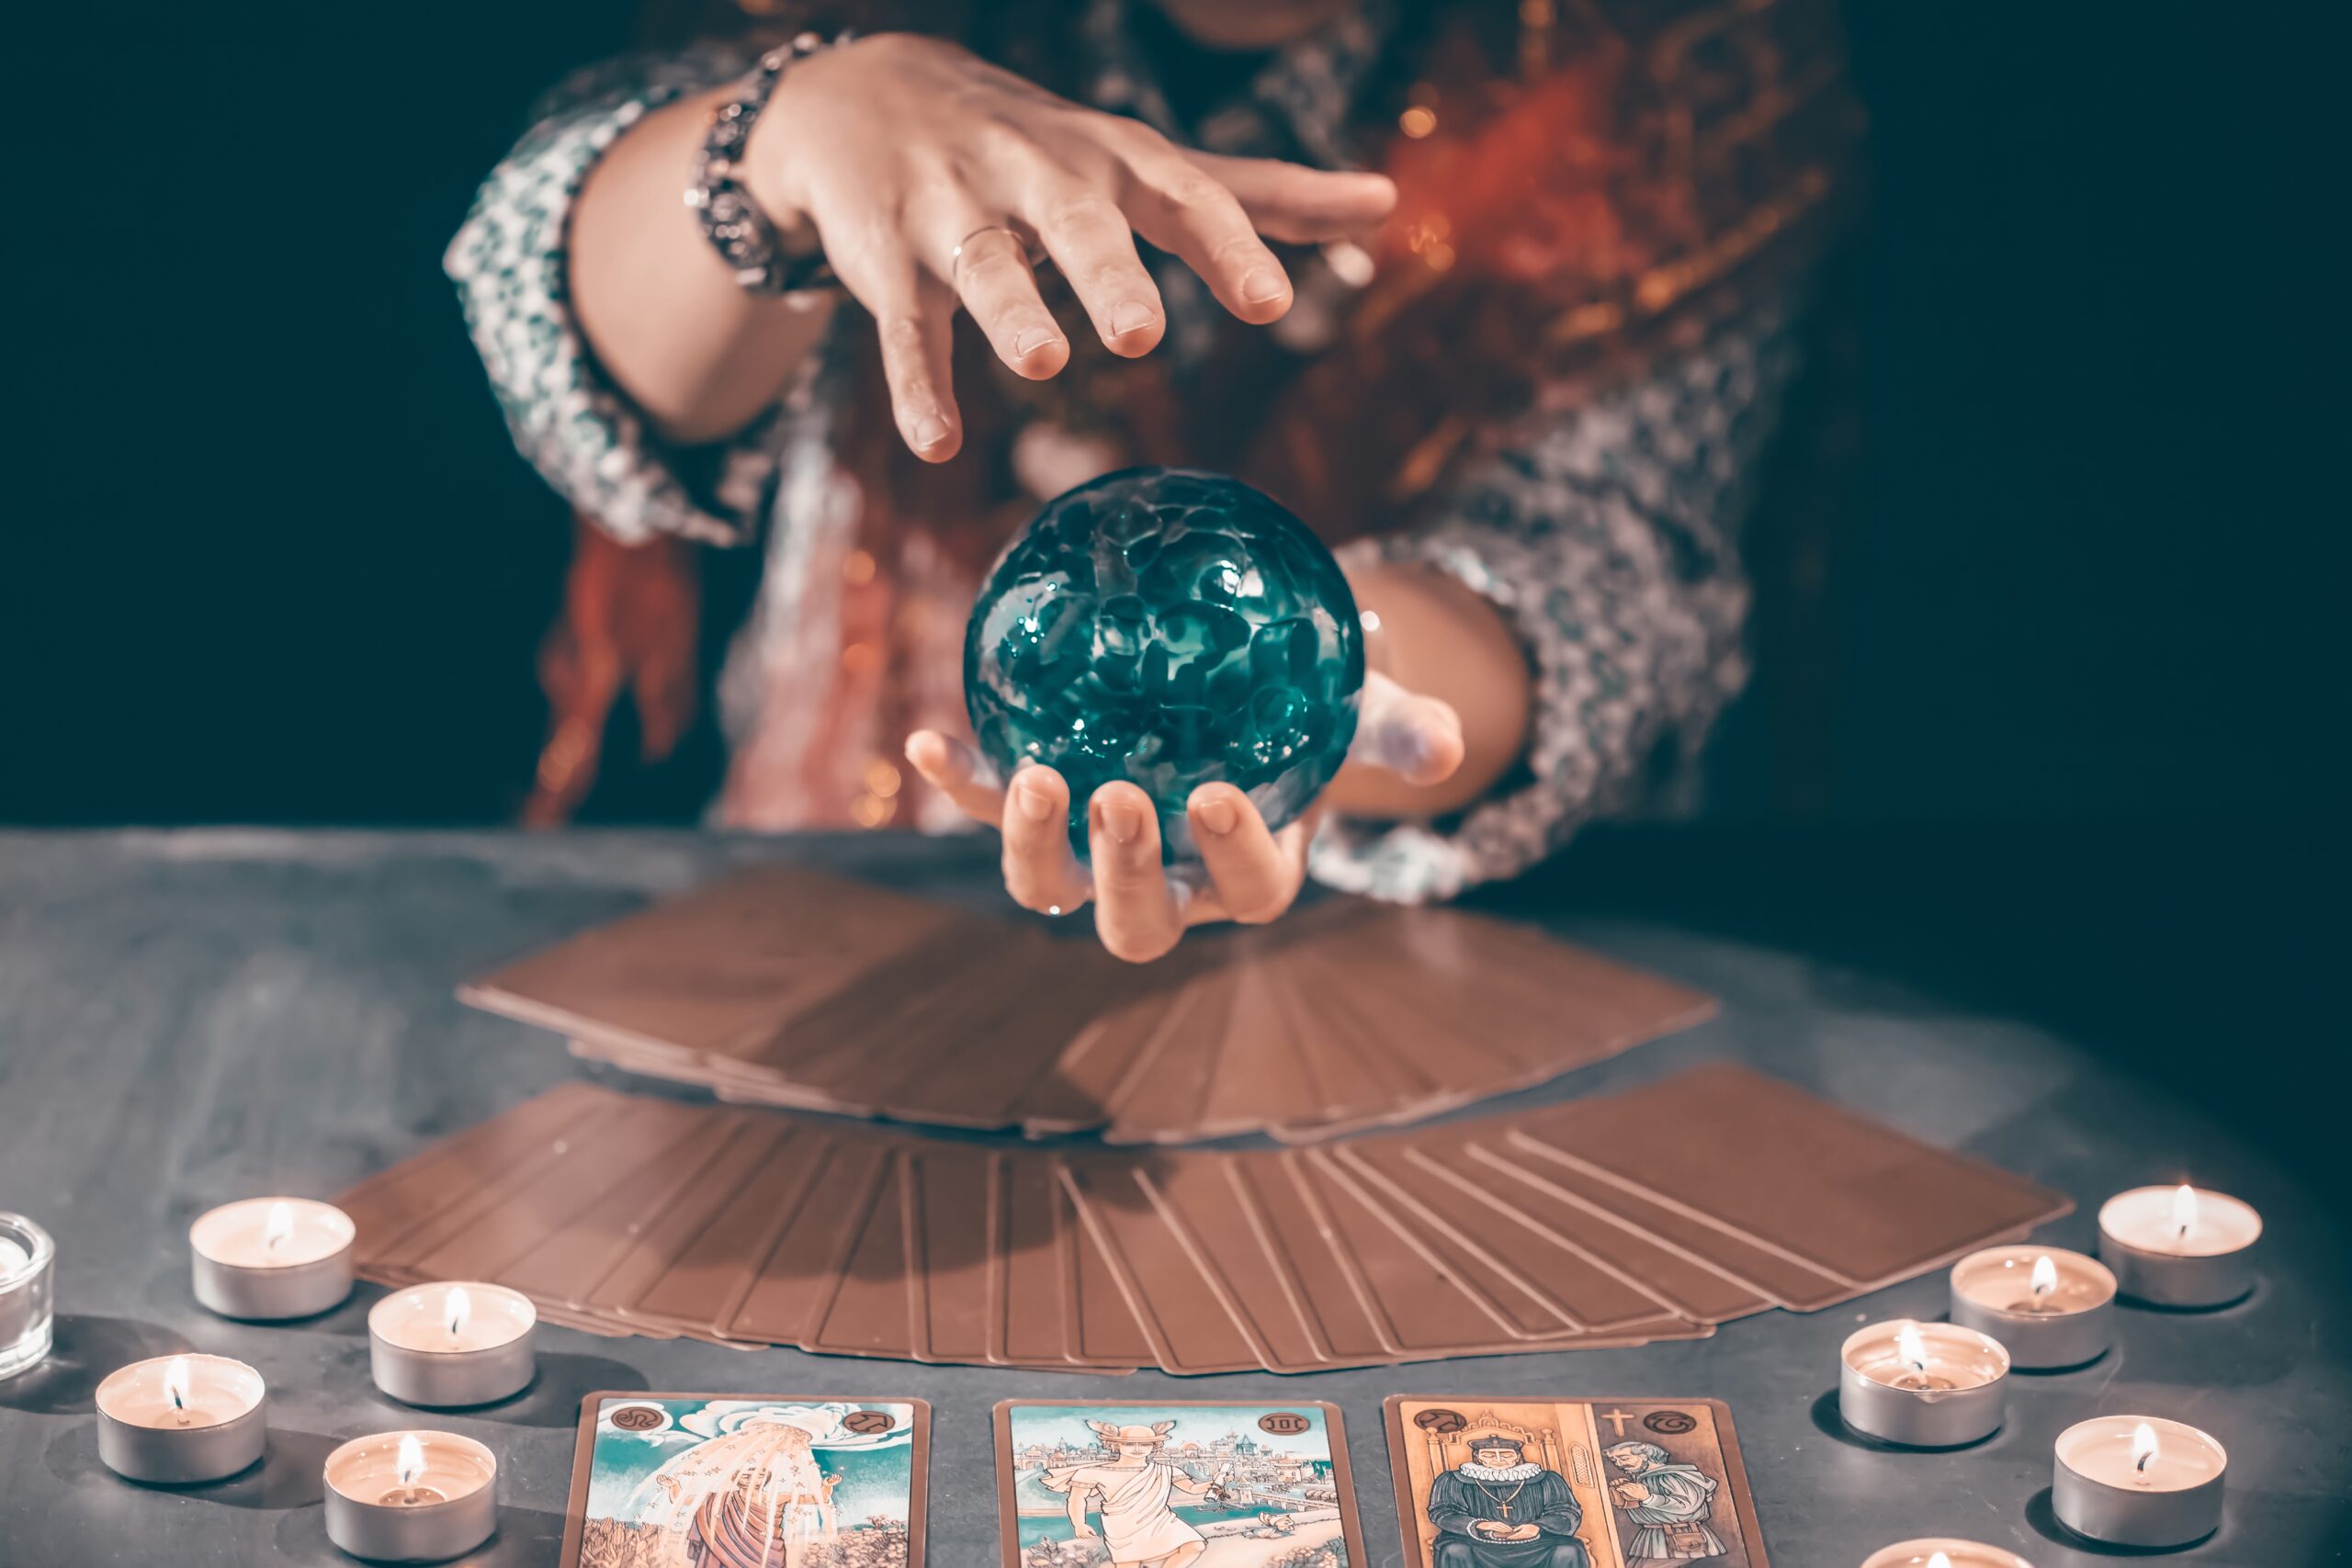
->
686;31;846;297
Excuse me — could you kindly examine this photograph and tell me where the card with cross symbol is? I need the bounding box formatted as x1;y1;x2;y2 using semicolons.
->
1384;1396;1771;1567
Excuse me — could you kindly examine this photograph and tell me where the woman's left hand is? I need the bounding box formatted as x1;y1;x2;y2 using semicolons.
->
906;671;1462;961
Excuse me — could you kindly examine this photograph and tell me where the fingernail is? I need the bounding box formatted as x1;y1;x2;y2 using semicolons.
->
1110;301;1156;340
1241;268;1285;304
911;415;949;450
1013;327;1061;359
1015;780;1057;823
1193;795;1239;837
1095;795;1144;845
1372;723;1431;774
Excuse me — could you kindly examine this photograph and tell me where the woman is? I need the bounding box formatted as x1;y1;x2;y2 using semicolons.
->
451;0;1852;958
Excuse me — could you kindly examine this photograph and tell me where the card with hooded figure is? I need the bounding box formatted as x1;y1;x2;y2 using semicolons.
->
994;1400;1365;1568
1384;1396;1769;1568
560;1392;928;1567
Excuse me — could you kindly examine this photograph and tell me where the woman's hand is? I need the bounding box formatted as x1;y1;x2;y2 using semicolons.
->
747;33;1396;459
905;671;1463;962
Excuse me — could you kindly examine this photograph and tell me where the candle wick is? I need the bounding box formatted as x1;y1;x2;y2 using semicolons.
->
2136;1448;2154;1474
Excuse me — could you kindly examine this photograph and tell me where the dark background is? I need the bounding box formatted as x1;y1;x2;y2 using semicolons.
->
4;7;2339;1190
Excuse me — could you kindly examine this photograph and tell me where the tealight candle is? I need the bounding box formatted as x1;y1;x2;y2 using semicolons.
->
1860;1541;2038;1568
2052;1416;2226;1547
368;1282;537;1406
324;1430;499;1562
1949;1246;2116;1369
2098;1185;2260;1307
95;1353;266;1483
1;1213;58;1381
190;1197;356;1320
1839;1319;2009;1447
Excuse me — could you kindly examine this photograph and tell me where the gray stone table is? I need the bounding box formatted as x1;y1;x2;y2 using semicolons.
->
1;829;2345;1565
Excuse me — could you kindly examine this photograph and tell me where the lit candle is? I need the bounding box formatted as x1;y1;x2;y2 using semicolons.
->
1;1212;57;1382
2052;1416;2226;1547
95;1353;267;1483
322;1429;499;1562
2098;1185;2259;1307
189;1197;356;1320
1839;1319;2010;1447
368;1282;537;1406
1949;1245;2116;1369
1860;1541;2037;1568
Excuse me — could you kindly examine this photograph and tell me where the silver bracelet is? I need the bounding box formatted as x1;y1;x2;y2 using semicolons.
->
687;31;845;296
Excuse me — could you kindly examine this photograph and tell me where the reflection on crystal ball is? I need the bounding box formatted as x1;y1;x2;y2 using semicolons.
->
965;468;1364;862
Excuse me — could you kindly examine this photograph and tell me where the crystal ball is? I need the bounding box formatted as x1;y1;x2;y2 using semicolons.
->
965;467;1364;862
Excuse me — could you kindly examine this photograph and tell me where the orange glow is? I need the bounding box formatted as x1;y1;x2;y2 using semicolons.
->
841;549;876;587
1398;106;1437;139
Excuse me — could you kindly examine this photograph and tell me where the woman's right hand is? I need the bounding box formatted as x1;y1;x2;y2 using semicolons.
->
744;33;1396;460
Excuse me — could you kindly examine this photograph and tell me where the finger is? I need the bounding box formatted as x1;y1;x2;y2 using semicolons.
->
1088;782;1183;962
1023;178;1165;356
1001;765;1092;916
816;212;963;459
1184;152;1397;243
903;730;1002;824
1186;784;1301;924
948;224;1069;379
1120;152;1292;324
1351;671;1464;786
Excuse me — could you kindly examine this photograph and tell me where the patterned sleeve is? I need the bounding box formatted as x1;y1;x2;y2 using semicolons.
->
1308;312;1796;902
444;40;797;547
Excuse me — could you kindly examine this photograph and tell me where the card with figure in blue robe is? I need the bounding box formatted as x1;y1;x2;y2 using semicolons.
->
1385;1398;1770;1568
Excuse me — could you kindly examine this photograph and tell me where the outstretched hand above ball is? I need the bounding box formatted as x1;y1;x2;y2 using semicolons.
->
907;670;1462;962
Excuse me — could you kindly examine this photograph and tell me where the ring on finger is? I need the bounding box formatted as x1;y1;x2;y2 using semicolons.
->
951;223;1047;277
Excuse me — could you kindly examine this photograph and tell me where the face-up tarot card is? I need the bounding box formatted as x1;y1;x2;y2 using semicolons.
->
560;1393;929;1568
995;1399;1365;1567
1385;1396;1768;1568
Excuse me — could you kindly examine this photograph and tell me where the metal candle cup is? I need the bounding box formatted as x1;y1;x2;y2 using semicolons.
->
2097;1185;2260;1307
189;1197;356;1320
1949;1246;2116;1369
95;1354;266;1483
368;1283;537;1407
2052;1416;2226;1548
323;1430;499;1562
1838;1320;2009;1447
1860;1541;2038;1568
1;1213;57;1381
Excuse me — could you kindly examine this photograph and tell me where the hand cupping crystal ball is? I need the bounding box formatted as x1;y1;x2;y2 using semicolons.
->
965;468;1364;863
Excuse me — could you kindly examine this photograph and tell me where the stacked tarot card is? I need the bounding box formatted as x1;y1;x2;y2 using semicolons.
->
338;1064;2071;1373
458;867;1719;1145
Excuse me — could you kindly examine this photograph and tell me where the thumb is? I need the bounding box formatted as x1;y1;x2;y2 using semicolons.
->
1350;671;1464;786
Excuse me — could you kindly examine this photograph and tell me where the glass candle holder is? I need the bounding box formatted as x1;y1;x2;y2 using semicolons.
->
0;1212;56;1382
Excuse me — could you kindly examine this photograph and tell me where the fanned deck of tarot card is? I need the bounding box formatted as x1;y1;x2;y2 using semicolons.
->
456;868;1718;1145
337;1064;2071;1373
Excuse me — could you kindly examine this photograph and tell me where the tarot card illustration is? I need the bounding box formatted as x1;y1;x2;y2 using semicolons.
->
995;1400;1364;1568
563;1393;927;1568
1384;1399;1766;1568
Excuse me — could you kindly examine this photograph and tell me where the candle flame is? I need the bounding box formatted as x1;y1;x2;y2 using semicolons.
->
1928;1554;1952;1568
2132;1421;2160;1472
396;1434;425;1488
164;1356;192;1411
2030;1254;2059;1297
446;1285;471;1337
265;1201;294;1252
1895;1322;1930;1373
2170;1184;2199;1238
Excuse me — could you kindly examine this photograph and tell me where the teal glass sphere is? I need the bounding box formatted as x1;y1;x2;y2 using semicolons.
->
964;468;1364;862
